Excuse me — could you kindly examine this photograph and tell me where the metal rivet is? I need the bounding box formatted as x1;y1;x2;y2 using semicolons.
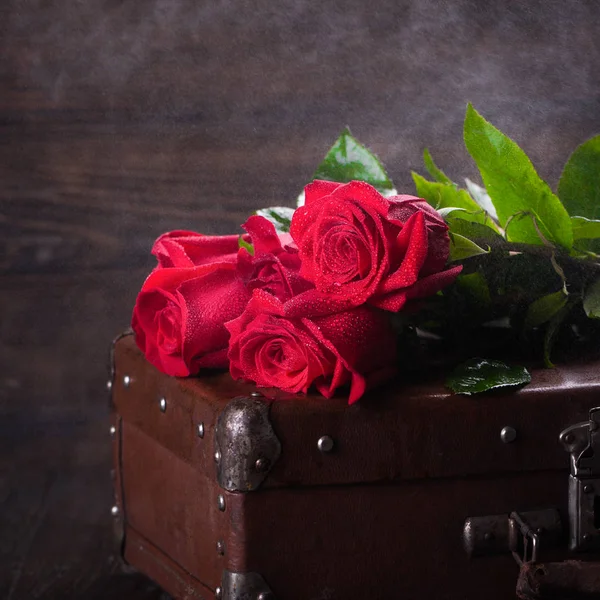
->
159;397;167;412
563;432;574;444
197;423;205;438
215;586;222;599
584;533;592;542
536;528;544;535
251;391;263;398
123;375;131;387
585;484;594;494
255;457;269;472
214;450;221;463
111;505;119;516
257;593;273;600
216;540;225;555
106;380;113;390
500;426;517;444
317;435;334;453
217;494;226;512
483;532;494;541
109;426;116;437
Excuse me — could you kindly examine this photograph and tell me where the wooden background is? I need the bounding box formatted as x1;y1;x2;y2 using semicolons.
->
1;0;599;597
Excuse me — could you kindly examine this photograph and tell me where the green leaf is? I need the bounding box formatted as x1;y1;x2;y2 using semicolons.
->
584;277;600;319
238;236;254;256
464;178;499;222
447;358;531;395
464;104;573;249
524;290;568;329
456;272;491;307
423;149;453;185
449;232;489;262
439;207;502;237
558;135;600;220
313;128;394;192
543;303;572;368
412;172;481;213
255;206;295;233
571;216;600;241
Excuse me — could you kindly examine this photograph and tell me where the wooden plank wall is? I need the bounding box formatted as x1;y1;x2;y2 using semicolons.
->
1;1;599;597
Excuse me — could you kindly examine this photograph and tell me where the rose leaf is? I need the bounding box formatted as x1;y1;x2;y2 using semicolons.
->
238;236;255;255
423;148;454;185
255;206;295;233
313;127;394;192
412;172;481;213
448;232;489;262
584;277;600;319
464;104;572;250
447;358;531;395
558;135;600;220
524;290;569;329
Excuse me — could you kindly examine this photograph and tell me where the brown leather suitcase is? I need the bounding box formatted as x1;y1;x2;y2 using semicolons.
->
109;332;600;600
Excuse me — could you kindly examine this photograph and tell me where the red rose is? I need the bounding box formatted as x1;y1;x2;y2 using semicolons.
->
290;180;461;312
132;262;250;377
237;215;314;302
226;289;397;404
152;230;240;268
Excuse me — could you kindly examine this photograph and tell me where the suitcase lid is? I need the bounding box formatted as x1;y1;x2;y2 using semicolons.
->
112;334;600;490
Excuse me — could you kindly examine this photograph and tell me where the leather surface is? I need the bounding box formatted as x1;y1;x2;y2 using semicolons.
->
114;335;599;486
112;335;600;598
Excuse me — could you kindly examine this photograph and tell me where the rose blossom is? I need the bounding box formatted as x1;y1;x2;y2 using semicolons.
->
152;230;240;268
290;180;461;312
226;289;397;404
237;215;314;302
132;231;250;376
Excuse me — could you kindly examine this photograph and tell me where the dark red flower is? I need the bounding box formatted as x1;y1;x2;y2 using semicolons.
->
226;289;397;404
290;180;461;311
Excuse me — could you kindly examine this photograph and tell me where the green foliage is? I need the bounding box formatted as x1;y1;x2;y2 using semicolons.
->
584;278;600;319
255;207;295;233
446;358;531;395
463;104;573;249
412;172;481;213
448;232;489;262
558;135;600;220
238;236;254;255
313;128;394;192
524;290;568;329
423;148;453;185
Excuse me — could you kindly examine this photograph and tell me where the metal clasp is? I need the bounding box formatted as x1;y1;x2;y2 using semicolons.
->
560;407;600;552
509;511;541;565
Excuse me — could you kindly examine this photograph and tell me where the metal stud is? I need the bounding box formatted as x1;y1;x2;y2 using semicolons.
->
109;426;116;437
111;505;119;516
251;391;263;398
216;540;225;555
123;375;131;387
214;450;221;463
563;432;574;444
197;423;205;438
585;484;594;494
255;457;269;472
500;426;517;444
317;435;334;453
215;587;222;599
159;397;167;413
217;494;226;512
106;380;113;390
257;593;273;600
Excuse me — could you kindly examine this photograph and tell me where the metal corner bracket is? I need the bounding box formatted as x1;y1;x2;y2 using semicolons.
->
214;396;281;492
220;569;275;600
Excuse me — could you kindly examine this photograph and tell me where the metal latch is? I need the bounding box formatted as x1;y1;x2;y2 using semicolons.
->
463;509;562;562
560;406;600;552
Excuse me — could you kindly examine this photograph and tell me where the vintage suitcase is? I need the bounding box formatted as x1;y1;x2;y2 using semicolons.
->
109;331;600;600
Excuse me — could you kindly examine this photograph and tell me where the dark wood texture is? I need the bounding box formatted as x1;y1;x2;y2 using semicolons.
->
2;0;600;597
